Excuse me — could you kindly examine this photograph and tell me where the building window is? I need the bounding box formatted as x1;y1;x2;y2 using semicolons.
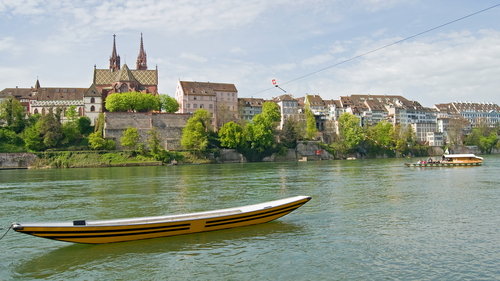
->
34;109;39;114
200;104;204;109
209;104;213;109
90;97;95;103
193;104;198;109
120;84;128;92
90;105;95;112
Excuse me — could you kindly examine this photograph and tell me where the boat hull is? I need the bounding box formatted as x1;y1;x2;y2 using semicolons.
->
405;162;481;167
12;196;311;244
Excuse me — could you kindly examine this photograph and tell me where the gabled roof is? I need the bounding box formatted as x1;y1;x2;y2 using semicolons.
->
84;84;101;97
306;94;324;106
94;64;157;85
273;94;296;102
0;87;33;99
239;97;265;107
116;64;138;83
34;87;87;101
179;81;237;96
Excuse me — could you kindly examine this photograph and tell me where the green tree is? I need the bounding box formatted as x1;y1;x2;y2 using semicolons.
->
246;103;279;152
280;117;303;148
0;97;25;132
121;126;139;150
181;109;212;151
338;113;364;153
105;92;160;112
466;125;498;154
159;94;179;113
65;105;79;122
147;126;162;155
304;106;318;140
366;121;394;156
38;109;64;148
88;131;105;150
218;121;245;149
22;124;44;151
78;116;92;135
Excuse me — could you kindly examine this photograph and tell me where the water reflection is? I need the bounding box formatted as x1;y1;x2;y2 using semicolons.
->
14;222;304;279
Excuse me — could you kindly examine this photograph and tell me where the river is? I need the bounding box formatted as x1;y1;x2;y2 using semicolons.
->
1;156;500;280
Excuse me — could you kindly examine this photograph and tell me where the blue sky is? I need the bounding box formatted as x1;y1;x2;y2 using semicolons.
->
1;0;499;107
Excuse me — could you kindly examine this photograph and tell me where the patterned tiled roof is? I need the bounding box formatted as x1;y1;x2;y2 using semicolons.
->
94;64;157;85
84;84;101;97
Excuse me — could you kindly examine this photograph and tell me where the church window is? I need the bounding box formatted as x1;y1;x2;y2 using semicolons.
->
120;84;128;92
90;106;95;112
34;109;39;114
42;108;46;115
91;97;95;103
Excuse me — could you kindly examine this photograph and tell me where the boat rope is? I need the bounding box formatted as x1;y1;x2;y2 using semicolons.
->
0;226;12;241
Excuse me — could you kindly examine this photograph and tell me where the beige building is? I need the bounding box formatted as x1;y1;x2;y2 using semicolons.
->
175;80;238;129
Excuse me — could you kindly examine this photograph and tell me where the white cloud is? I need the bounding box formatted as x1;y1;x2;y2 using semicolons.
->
180;53;208;63
0;0;45;16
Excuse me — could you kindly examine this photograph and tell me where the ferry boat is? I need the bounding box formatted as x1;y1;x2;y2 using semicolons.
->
11;196;311;244
405;154;483;167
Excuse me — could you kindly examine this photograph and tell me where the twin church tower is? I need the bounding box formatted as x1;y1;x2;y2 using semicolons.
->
109;33;148;72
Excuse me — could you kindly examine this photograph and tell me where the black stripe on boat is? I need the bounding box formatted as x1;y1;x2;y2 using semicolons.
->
25;225;192;240
19;223;191;235
205;202;305;227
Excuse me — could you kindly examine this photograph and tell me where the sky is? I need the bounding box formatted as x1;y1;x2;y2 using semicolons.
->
1;0;500;108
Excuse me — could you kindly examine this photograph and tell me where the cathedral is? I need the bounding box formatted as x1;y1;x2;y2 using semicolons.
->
93;34;158;101
0;34;158;125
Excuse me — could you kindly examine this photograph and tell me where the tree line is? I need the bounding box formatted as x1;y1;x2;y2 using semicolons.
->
1;93;499;162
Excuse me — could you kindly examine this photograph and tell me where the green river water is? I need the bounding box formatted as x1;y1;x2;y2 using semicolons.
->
1;156;500;280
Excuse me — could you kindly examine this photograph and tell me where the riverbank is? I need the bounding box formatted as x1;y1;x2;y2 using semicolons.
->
0;144;494;169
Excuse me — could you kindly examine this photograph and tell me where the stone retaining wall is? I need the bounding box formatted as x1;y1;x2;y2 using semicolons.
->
103;112;191;150
0;153;38;169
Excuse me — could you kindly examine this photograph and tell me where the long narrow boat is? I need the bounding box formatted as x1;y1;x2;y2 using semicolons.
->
405;154;483;167
11;196;311;244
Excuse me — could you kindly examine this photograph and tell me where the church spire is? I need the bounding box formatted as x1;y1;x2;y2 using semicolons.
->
136;33;147;70
110;34;121;72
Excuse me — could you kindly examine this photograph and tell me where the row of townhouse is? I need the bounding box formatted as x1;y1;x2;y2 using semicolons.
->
2;36;498;146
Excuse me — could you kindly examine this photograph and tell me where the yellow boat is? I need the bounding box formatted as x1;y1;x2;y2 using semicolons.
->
11;196;311;244
405;154;483;167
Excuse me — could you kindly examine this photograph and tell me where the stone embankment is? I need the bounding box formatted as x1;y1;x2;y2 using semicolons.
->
214;142;334;163
0;153;38;169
